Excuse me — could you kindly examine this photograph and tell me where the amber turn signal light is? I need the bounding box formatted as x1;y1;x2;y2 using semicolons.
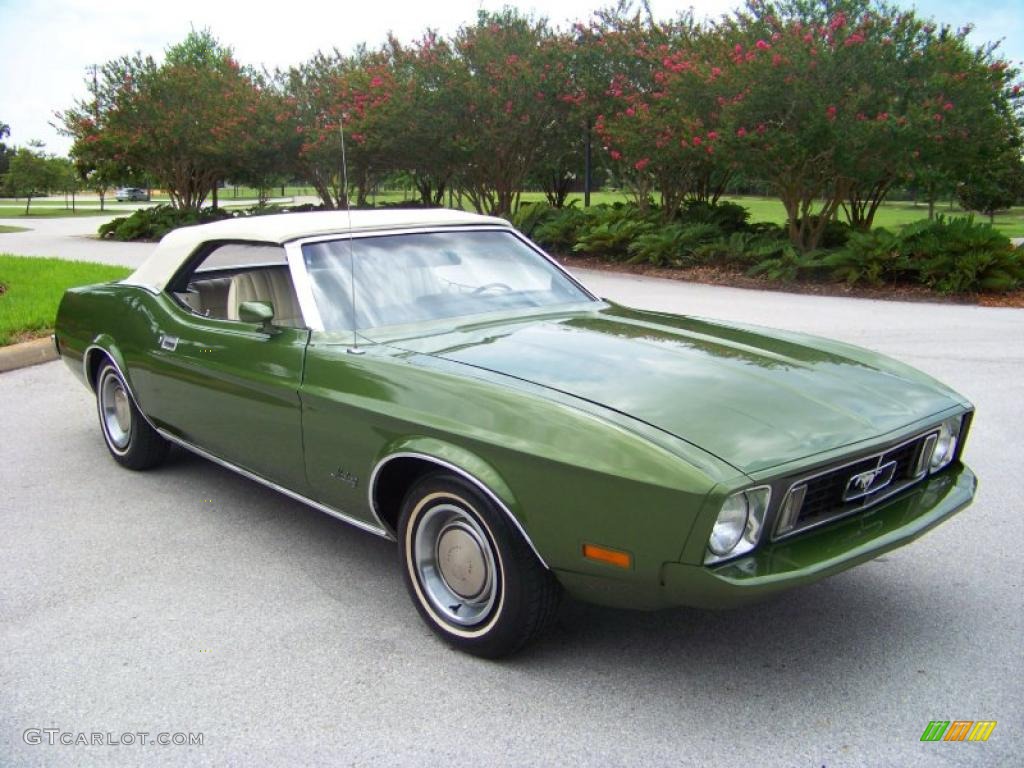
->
582;543;632;569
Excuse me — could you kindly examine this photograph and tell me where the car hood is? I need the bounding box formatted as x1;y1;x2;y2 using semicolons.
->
394;305;963;474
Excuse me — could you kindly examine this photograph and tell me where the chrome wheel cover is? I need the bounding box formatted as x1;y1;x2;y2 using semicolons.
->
412;502;498;627
99;370;131;451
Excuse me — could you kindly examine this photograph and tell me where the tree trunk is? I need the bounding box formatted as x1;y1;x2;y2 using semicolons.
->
25;195;31;214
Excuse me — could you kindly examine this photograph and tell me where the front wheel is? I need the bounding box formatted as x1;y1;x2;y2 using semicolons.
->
95;360;169;470
398;473;560;658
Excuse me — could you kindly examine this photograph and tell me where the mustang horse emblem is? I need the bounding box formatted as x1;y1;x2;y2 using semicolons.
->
844;460;899;502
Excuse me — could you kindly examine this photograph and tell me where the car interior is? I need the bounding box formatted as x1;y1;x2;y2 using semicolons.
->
171;243;305;328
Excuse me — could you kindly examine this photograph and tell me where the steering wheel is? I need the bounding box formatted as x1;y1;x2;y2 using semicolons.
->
471;282;513;296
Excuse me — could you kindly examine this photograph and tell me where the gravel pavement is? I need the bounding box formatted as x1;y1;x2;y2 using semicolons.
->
1;221;1021;767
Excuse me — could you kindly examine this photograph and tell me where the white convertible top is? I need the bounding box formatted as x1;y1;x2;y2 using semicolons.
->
123;208;510;291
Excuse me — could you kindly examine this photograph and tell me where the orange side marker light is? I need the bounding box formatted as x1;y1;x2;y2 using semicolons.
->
583;543;633;569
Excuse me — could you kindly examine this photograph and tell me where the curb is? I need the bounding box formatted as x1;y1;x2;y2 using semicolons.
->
0;337;58;373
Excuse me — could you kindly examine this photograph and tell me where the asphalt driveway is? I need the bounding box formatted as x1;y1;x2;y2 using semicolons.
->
1;224;1021;766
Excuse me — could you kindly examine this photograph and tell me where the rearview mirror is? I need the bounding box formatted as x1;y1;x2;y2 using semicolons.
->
238;300;275;331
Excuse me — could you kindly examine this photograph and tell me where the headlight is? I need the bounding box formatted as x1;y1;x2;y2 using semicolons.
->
705;486;771;564
929;417;962;473
708;495;748;555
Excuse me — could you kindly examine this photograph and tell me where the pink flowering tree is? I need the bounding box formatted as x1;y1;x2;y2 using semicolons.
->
587;12;733;217
447;10;569;217
387;33;467;206
716;1;916;247
61;31;273;211
281;49;401;208
910;29;1024;219
719;0;1023;246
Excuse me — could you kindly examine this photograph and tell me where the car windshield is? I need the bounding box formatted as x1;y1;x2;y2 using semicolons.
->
301;229;594;330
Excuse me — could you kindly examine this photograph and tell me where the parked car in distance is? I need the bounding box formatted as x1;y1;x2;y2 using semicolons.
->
54;209;977;657
115;187;149;202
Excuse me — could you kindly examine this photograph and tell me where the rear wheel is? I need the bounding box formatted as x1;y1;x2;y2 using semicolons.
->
95;360;169;470
398;472;560;658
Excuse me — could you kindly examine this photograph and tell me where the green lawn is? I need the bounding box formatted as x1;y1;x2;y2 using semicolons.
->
373;189;1024;237
514;191;1024;238
0;255;131;345
4;190;1022;237
0;225;29;234
0;205;117;218
219;184;319;199
718;195;1024;238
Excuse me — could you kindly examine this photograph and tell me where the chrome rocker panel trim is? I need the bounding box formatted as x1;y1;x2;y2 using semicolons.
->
157;429;391;540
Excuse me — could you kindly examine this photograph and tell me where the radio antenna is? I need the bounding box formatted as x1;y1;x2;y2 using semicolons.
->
339;115;363;355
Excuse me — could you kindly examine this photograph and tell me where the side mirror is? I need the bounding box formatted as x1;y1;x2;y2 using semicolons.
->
238;300;275;331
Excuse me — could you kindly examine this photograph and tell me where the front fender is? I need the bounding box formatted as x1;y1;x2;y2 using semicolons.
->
369;436;546;565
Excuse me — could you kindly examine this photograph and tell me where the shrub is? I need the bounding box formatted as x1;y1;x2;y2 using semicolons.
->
678;200;750;233
97;201;332;241
789;216;851;248
98;205;231;241
510;201;559;238
898;216;1024;293
748;246;828;282
563;204;656;259
531;207;588;252
821;228;908;286
691;230;791;269
572;215;657;259
626;222;723;266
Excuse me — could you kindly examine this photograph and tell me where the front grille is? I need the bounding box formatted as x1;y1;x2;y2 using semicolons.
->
773;429;938;540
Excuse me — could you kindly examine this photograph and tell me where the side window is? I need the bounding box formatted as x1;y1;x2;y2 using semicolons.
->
171;243;305;328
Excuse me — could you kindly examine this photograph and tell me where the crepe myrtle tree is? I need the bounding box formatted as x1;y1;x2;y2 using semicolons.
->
716;0;1024;247
715;0;894;249
387;32;469;207
593;13;735;218
834;13;1023;230
60;31;269;212
280;48;401;208
57;107;132;212
448;9;570;217
226;81;296;205
909;32;1024;221
58;54;151;209
522;28;590;209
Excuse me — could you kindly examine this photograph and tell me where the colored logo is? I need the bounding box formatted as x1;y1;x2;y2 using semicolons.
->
920;720;997;742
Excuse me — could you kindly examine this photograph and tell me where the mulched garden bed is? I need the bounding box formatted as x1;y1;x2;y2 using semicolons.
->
555;254;1024;309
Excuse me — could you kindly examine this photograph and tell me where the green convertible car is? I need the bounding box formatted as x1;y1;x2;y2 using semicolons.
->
55;209;977;657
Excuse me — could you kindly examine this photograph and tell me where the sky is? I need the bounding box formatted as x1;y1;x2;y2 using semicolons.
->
1;0;1021;155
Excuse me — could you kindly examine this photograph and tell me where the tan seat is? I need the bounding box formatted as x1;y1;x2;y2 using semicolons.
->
226;268;304;328
192;277;233;319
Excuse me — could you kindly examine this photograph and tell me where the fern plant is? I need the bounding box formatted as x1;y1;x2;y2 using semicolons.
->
531;207;588;252
900;216;1024;293
626;222;722;266
572;218;657;258
510;202;558;238
822;228;907;286
748;247;829;282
